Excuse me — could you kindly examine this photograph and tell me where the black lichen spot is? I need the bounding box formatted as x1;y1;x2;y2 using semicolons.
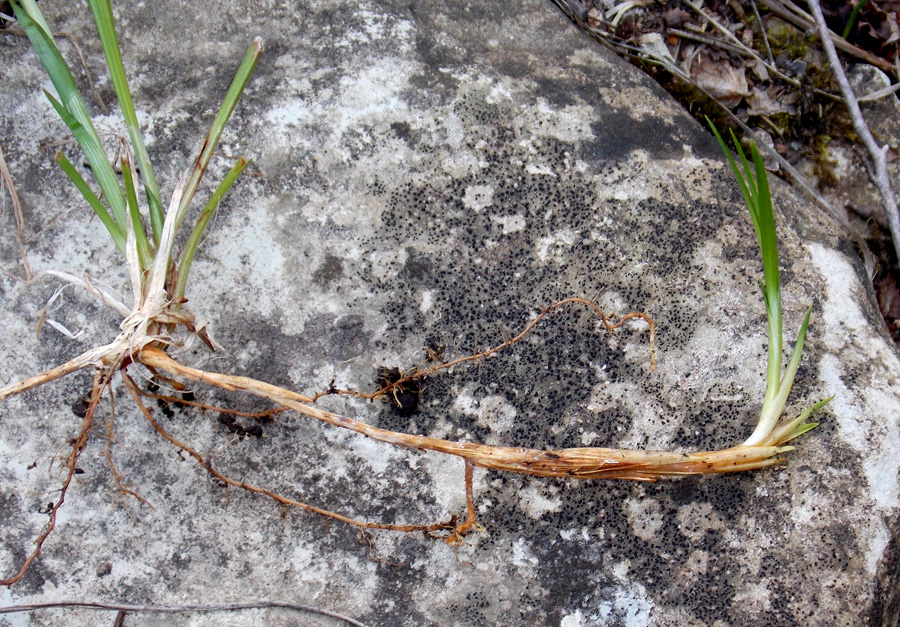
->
376;367;420;416
402;248;433;284
390;120;413;142
245;424;264;438
313;253;345;286
172;389;196;410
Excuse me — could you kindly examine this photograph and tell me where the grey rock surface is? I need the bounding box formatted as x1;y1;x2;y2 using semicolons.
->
1;0;899;625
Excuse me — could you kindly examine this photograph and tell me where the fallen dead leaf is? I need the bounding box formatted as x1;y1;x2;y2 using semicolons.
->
690;53;750;107
745;87;796;116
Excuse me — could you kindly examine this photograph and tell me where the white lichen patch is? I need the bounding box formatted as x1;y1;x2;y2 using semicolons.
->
811;243;900;516
560;609;589;627
262;53;419;162
195;201;287;319
475;396;517;434
595;87;668;123
345;432;398;475
676;502;725;542
422;450;478;513
519;482;562;519
368;247;408;280
335;60;414;125
810;244;898;365
264;95;312;128
819;355;896;577
731;579;772;615
654;154;714;202
336;10;415;52
567;47;612;68
490;213;526;234
625;497;664;542
598;571;654;627
462;184;495;212
420;289;434;314
677;550;710;583
511;537;539;567
535;228;578;263
453;390;518;443
664;321;757;401
524;101;595;143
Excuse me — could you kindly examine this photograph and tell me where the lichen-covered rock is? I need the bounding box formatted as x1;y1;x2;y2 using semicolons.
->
1;0;899;625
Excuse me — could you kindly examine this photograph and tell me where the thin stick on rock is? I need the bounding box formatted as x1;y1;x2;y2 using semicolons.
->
807;0;900;265
0;142;31;281
0;600;369;627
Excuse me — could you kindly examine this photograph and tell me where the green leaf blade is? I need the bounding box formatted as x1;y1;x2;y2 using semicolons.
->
121;155;153;270
55;151;126;254
173;158;250;303
13;1;127;228
172;38;263;232
87;0;164;244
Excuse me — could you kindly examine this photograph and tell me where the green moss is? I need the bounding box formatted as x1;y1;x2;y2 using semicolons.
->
764;16;810;59
809;135;839;189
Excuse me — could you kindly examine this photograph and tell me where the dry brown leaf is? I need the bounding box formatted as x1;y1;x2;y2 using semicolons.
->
746;87;796;116
690;53;749;107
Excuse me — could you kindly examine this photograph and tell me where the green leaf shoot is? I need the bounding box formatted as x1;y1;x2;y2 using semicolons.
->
15;0;259;302
174;158;250;303
13;1;127;229
707;119;830;446
121;155;153;270
87;0;164;244
171;39;262;234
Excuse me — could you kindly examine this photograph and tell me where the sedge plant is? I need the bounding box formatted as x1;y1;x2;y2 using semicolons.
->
12;0;257;320
708;119;833;448
0;0;830;584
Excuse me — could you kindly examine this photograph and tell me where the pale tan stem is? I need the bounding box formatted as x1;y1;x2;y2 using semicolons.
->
0;343;117;401
139;347;793;481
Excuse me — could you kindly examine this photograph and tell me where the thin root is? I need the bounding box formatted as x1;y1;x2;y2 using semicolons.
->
0;369;107;586
131;381;287;420
446;459;484;546
103;378;154;510
310;297;656;403
123;373;456;536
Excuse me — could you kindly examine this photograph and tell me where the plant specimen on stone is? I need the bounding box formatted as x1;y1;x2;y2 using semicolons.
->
0;0;830;585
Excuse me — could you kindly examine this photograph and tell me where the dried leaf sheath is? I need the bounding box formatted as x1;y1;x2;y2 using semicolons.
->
139;346;794;481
